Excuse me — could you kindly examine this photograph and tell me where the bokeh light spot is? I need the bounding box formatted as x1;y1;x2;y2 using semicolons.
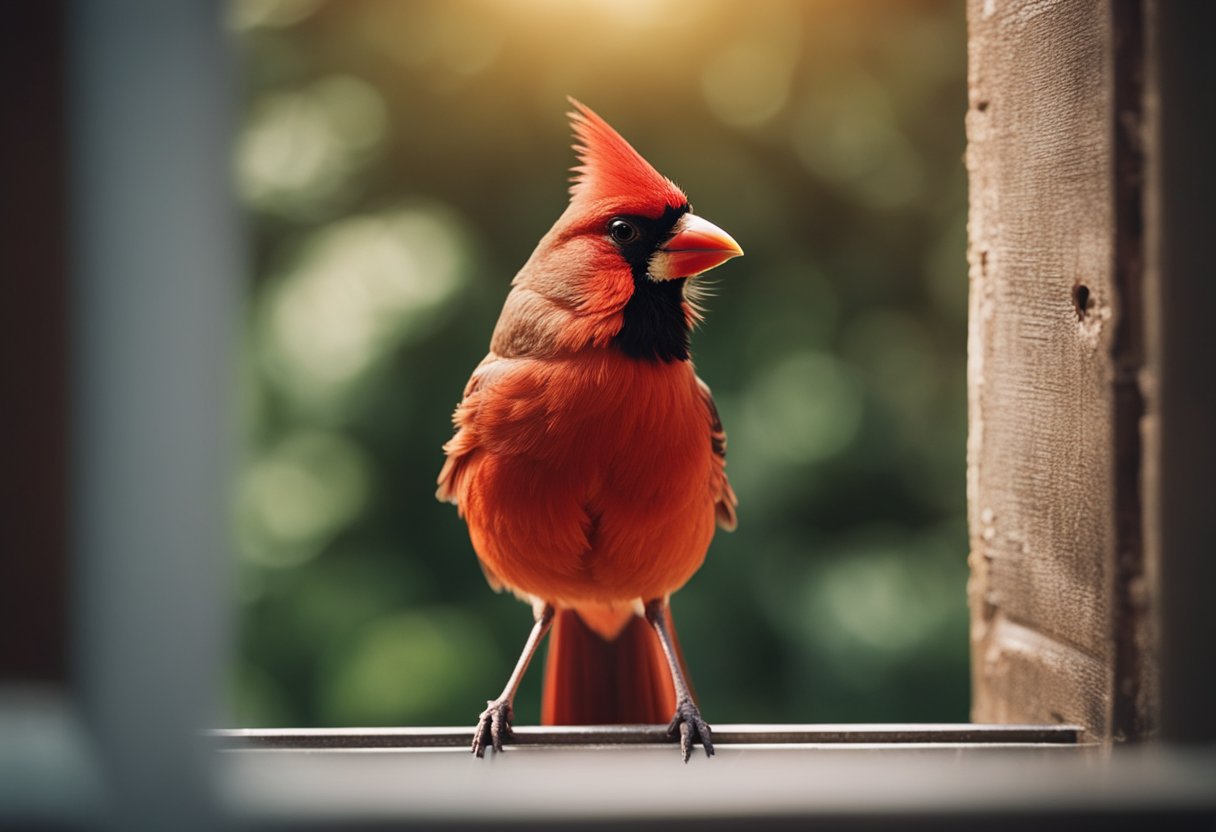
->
801;534;964;659
230;0;322;31
238;430;370;568
312;75;388;151
320;609;496;725
239;75;387;217
261;204;473;410
702;41;795;128
792;76;925;209
742;351;864;465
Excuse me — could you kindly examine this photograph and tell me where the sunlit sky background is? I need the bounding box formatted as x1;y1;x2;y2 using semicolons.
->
230;0;969;727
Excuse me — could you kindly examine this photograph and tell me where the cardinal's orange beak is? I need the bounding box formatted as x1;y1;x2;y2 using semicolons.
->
650;213;743;280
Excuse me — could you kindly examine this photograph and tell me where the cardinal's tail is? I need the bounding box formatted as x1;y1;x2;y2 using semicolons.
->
541;607;681;725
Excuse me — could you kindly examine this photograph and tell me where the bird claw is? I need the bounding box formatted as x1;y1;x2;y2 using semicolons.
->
471;698;513;758
666;697;714;762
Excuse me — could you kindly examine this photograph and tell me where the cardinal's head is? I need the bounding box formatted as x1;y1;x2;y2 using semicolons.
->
505;100;743;363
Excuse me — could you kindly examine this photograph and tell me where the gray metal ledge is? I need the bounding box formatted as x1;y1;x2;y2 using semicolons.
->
211;722;1084;751
209;732;1215;832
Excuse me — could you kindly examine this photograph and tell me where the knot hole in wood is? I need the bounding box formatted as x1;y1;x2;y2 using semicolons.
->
1072;283;1092;321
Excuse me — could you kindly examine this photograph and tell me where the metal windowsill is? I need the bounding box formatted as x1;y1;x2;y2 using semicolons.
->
207;725;1216;830
211;722;1085;751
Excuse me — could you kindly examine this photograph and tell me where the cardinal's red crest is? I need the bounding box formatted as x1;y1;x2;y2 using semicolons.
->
567;98;688;215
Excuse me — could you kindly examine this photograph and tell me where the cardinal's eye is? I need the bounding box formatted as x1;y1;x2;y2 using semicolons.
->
609;219;639;244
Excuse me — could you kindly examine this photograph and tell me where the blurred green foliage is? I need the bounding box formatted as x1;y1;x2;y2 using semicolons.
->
231;0;970;728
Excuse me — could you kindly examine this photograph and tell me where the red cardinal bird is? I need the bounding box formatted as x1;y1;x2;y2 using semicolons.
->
437;100;741;761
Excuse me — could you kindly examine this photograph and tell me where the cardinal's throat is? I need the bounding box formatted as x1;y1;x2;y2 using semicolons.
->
613;277;690;363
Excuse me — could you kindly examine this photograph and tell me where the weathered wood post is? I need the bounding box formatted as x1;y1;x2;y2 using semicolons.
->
967;0;1215;744
965;0;1150;742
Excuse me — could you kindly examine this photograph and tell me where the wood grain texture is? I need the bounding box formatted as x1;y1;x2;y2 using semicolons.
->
966;0;1153;742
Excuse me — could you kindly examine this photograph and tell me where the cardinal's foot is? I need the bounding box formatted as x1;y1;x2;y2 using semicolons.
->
667;697;714;762
471;698;513;758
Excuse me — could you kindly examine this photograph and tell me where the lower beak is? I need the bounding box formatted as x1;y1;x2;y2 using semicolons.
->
650;213;744;280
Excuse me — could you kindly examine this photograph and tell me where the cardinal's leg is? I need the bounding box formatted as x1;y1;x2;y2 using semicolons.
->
643;599;714;762
471;602;554;757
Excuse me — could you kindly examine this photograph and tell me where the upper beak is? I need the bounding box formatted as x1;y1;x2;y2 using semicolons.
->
650;213;743;280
